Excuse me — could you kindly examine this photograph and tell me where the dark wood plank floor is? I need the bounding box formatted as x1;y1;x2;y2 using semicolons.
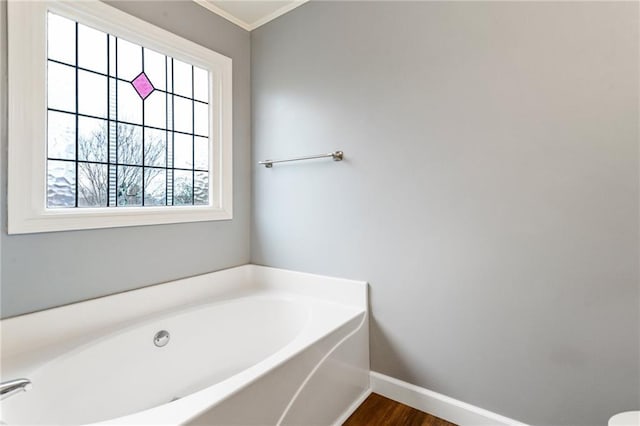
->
343;393;457;426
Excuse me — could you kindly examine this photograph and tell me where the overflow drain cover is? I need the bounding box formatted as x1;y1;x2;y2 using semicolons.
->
153;330;170;347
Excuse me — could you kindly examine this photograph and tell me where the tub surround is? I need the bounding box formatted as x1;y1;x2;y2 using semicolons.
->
0;266;369;425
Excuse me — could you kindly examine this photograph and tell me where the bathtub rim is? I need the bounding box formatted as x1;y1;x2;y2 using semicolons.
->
1;265;367;370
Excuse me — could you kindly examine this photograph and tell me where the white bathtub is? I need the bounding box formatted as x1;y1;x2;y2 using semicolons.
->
0;265;370;425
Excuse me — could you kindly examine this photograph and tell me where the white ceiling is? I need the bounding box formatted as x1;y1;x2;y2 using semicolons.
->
194;0;309;31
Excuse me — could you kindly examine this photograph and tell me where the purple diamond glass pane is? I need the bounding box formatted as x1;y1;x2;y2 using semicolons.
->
131;72;154;100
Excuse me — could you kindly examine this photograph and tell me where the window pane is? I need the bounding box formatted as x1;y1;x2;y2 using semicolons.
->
43;15;214;214
48;13;75;65
118;123;143;165
144;48;166;91
78;70;107;118
172;59;192;98
173;96;192;133
117;38;142;81
109;35;116;77
193;66;208;103
194;136;208;170
78;162;107;207
47;160;76;208
173;170;193;205
78;116;108;162
173;133;192;169
117;165;142;206
48;110;76;160
108;121;117;164
145;91;166;129
48;61;75;112
194;102;208;136
194;171;208;206
167;168;174;203
144;128;166;167
118;80;142;124
78;24;107;73
144;168;166;206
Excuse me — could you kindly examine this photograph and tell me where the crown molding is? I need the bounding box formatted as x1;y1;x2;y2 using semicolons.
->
193;0;252;31
193;0;309;31
249;0;309;30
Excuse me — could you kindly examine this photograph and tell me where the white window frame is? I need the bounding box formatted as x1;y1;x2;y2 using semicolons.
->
7;0;233;234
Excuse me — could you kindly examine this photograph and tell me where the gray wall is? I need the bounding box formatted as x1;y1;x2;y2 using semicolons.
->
0;1;251;318
251;2;639;425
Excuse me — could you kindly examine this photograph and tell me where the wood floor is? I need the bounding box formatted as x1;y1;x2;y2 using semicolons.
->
343;393;457;426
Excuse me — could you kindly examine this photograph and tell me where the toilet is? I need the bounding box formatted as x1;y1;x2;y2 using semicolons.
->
609;411;640;426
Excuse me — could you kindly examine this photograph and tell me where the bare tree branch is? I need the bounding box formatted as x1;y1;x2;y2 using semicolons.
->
77;123;166;207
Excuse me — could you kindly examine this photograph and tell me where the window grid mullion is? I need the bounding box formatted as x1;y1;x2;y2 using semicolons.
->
191;65;195;206
45;157;208;173
74;21;79;208
141;46;145;207
114;37;119;207
164;55;169;207
106;33;110;206
171;58;175;206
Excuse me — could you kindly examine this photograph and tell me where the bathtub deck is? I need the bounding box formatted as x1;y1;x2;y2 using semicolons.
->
343;393;457;426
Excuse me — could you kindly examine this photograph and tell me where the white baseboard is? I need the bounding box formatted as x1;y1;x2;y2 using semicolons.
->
333;387;372;426
370;372;528;426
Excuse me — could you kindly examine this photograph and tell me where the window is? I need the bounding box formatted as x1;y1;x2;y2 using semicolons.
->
8;1;232;234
